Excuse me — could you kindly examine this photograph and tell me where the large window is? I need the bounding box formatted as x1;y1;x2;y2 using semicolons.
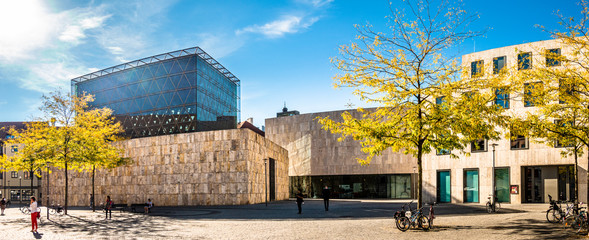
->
518;52;532;70
546;48;561;67
495;168;510;203
494;87;509;109
11;171;18;178
23;171;30;180
493;56;506;74
524;82;543;107
559;79;576;104
289;174;413;199
471;60;484;77
471;139;487;152
510;134;528;150
554;120;574;148
464;169;479;203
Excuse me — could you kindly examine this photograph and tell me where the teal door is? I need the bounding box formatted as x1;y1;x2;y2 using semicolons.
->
464;170;479;202
437;171;451;203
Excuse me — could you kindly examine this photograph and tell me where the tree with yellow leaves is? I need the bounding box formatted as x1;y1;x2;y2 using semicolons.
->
1;91;127;215
318;0;509;208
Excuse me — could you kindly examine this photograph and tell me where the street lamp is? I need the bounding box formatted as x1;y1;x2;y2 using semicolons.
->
491;143;499;212
264;158;267;207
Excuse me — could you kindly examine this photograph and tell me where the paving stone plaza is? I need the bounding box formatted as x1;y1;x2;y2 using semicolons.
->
0;199;581;239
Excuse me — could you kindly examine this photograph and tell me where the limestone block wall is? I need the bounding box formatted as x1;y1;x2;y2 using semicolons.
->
46;129;288;206
265;109;417;176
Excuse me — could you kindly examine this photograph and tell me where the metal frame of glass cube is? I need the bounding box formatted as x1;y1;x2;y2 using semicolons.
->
71;47;240;138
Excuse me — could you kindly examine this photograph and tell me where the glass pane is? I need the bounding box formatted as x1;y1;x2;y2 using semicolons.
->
464;170;479;202
495;168;509;202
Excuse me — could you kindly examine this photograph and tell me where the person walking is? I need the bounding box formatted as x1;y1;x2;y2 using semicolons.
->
0;198;6;215
296;190;304;214
30;197;38;232
105;196;113;220
322;185;331;211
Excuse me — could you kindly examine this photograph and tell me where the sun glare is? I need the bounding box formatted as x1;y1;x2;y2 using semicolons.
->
0;0;54;59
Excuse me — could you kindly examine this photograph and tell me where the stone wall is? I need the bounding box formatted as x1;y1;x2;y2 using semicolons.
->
46;129;288;206
265;109;417;176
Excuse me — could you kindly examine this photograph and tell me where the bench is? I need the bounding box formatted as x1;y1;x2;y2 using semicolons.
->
129;203;155;213
110;204;127;213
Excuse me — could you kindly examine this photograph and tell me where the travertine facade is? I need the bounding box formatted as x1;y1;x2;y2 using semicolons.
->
265;109;417;176
423;39;588;204
46;129;288;206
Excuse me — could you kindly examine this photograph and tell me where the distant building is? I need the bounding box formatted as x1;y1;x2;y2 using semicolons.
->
0;122;42;203
276;104;299;117
71;47;241;139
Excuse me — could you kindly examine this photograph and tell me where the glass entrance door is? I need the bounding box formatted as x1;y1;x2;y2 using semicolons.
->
495;168;510;202
524;167;543;203
437;171;451;203
464;170;479;202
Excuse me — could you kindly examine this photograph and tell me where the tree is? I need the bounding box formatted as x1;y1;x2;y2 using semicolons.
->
515;0;589;202
0;122;53;202
318;0;508;208
2;90;127;215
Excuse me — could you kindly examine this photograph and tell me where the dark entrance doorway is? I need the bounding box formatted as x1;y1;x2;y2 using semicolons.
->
524;167;543;203
269;158;276;201
558;165;575;201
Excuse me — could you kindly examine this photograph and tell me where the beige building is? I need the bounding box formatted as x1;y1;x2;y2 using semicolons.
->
266;109;418;199
423;39;588;204
46;128;289;206
0;122;42;204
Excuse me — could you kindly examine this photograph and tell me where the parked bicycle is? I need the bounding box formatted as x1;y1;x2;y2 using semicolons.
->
19;205;30;214
486;195;501;213
396;205;430;232
546;194;564;223
394;201;415;230
49;204;65;216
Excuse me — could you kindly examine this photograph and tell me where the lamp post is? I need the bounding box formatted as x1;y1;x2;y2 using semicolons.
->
264;159;267;207
47;117;55;220
413;166;417;199
19;176;22;204
491;143;499;212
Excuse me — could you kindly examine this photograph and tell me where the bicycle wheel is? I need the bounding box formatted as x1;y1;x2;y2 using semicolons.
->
486;202;493;213
570;215;583;230
397;216;411;232
49;208;56;215
418;215;430;231
57;209;64;216
546;208;559;223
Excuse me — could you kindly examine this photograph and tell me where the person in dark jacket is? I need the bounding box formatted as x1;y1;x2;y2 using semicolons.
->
296;190;304;214
322;185;331;211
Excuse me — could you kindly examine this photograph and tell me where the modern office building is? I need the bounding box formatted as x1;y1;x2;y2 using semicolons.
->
422;39;588;204
266;109;417;199
71;47;240;139
0;122;42;203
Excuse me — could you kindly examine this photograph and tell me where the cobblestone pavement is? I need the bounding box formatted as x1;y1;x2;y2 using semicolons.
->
0;199;586;239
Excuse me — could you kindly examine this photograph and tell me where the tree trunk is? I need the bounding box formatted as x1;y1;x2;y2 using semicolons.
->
65;161;68;215
574;147;579;202
417;143;423;209
92;165;95;212
30;169;34;202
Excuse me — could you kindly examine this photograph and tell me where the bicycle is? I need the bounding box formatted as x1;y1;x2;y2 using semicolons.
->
394;201;415;230
49;204;65;216
396;206;430;232
546;194;564;223
19;205;30;214
486;195;501;213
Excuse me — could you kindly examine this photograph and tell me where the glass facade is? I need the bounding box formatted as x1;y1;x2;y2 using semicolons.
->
72;47;240;138
290;174;414;199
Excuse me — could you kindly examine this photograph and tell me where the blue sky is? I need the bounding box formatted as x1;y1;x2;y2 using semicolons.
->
0;0;583;128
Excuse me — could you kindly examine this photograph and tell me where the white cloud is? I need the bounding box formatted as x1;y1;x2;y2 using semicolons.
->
21;62;85;92
297;0;334;8
59;14;111;45
107;46;124;55
196;33;245;59
236;15;319;38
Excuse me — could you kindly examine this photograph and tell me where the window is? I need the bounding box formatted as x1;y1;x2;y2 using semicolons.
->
493;56;506;74
436;148;450;155
494;87;509;109
546;48;561;67
5;135;14;139
435;96;445;105
559;79;575;104
24;171;30;180
0;172;3;179
518;52;532;70
471;139;487;152
464;169;479;203
555;120;574;148
10;145;17;153
11;171;18;178
524;82;543;107
510;134;528;150
471;60;484;77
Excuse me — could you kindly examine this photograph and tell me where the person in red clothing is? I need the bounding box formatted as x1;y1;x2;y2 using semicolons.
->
30;197;38;232
105;196;113;219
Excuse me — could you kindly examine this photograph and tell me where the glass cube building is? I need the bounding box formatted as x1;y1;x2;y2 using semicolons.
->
71;47;240;138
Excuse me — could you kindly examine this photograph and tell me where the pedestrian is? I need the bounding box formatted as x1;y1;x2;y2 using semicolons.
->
30;197;38;232
296;190;304;214
0;198;5;215
144;198;153;214
322;185;330;211
105;196;113;219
